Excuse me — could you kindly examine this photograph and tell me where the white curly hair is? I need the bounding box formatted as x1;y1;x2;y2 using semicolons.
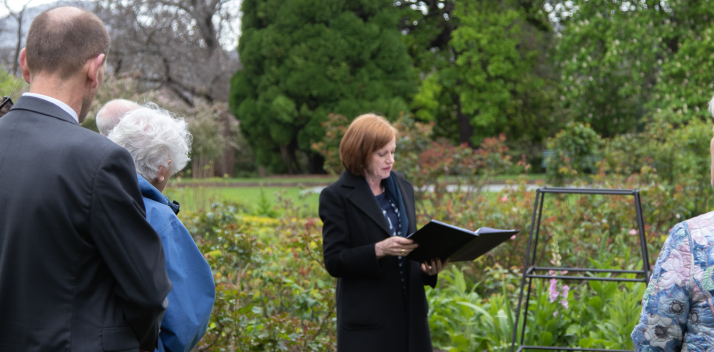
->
108;103;192;181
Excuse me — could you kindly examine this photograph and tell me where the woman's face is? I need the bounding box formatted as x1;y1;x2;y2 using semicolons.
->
365;137;396;181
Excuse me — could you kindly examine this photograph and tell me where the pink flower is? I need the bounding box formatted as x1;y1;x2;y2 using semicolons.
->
548;279;559;302
553;310;558;317
629;229;638;235
501;195;508;202
510;235;516;240
561;299;568;310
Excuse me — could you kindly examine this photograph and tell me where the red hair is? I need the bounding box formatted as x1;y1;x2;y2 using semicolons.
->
339;114;398;176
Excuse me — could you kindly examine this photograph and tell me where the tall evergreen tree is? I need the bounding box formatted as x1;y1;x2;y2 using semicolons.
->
230;0;414;173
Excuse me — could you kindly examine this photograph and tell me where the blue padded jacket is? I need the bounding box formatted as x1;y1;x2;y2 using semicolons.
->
137;174;215;352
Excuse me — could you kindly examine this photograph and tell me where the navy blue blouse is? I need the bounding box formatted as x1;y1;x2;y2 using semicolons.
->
376;192;400;237
375;190;407;296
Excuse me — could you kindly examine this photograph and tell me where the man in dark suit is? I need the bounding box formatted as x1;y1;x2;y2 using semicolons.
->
0;7;172;352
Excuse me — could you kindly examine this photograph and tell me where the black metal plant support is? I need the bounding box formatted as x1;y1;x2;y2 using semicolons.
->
510;187;652;352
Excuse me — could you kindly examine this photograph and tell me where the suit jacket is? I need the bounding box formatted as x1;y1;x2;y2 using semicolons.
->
320;170;437;352
0;96;172;352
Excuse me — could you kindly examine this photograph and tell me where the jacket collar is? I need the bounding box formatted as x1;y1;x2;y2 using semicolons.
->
396;175;416;234
340;170;398;238
9;95;79;126
137;174;180;214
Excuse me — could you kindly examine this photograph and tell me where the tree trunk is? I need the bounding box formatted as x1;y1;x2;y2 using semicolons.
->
456;95;475;147
307;153;326;174
12;12;23;76
279;146;295;175
279;141;302;175
215;111;235;177
192;153;214;178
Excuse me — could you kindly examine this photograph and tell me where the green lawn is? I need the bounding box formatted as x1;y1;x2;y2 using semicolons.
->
164;186;321;214
169;176;338;185
168;173;545;186
162;173;545;215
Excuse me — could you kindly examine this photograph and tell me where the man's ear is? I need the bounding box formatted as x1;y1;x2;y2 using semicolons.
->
87;54;105;89
19;48;31;84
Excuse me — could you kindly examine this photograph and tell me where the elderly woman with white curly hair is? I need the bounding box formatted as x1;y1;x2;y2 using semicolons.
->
109;105;215;352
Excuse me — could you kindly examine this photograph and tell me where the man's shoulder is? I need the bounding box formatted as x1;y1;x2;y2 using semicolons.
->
72;127;120;151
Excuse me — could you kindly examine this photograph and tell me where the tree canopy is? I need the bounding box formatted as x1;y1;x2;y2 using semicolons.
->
553;0;714;133
411;0;558;152
230;0;414;173
229;0;714;174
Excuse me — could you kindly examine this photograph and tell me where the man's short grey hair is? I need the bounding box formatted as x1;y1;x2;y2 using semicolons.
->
108;104;192;181
708;94;714;118
96;99;141;136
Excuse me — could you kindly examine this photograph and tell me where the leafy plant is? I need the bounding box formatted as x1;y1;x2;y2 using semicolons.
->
180;196;336;351
545;122;602;185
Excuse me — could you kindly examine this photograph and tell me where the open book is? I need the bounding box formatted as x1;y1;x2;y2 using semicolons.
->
405;220;519;263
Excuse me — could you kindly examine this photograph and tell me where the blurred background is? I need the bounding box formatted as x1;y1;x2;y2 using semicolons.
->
4;0;707;179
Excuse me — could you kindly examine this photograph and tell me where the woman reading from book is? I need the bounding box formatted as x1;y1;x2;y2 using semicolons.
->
319;113;446;352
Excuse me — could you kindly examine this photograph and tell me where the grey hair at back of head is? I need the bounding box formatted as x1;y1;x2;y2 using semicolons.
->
709;94;714;118
108;103;192;181
96;99;140;136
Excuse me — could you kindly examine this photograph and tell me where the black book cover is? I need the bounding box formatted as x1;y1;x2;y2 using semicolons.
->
405;220;519;262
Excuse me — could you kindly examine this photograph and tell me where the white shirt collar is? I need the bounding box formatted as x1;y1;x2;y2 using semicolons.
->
22;92;79;123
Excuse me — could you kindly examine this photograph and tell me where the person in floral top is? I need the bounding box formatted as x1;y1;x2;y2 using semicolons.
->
631;101;714;352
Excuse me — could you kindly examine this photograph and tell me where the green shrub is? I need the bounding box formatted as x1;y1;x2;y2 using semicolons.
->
312;113;513;219
0;70;26;100
602;112;713;215
177;144;706;350
545;122;602;185
181;199;336;351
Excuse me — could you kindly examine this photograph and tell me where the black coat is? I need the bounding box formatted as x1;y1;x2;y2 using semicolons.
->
319;170;437;352
0;97;172;351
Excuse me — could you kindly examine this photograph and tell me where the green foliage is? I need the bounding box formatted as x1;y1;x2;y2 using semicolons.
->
451;0;554;142
427;266;518;352
256;188;279;218
552;0;714;134
311;112;513;218
180;160;704;350
545;122;602;184
230;0;414;174
183;202;336;351
426;255;647;351
0;70;26;100
602;113;713;215
409;0;559;162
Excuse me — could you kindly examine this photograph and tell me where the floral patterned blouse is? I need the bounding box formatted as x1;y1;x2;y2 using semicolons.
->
632;211;714;352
